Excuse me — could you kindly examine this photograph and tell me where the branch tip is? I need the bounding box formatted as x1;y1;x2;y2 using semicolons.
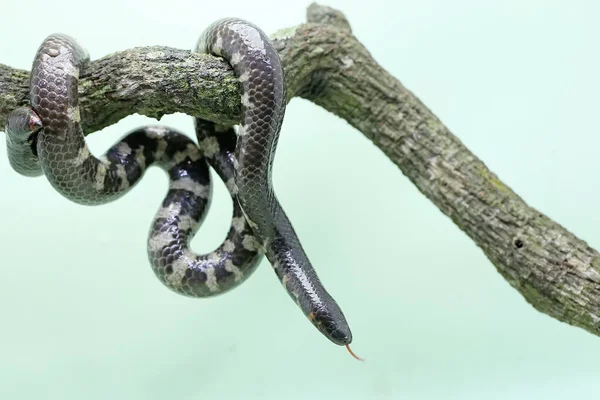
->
306;3;352;32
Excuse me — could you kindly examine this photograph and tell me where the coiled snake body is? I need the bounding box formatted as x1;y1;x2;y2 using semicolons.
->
5;19;354;350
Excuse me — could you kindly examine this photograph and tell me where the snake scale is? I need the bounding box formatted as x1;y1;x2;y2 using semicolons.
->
4;18;359;357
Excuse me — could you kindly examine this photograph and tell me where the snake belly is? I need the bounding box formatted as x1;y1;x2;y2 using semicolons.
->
5;34;263;296
196;19;352;345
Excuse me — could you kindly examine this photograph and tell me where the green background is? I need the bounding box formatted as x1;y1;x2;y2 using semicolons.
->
1;0;599;398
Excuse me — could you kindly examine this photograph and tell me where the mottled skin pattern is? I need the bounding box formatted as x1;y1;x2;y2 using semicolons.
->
196;19;352;345
5;33;263;295
5;19;353;347
6;115;263;295
144;124;264;297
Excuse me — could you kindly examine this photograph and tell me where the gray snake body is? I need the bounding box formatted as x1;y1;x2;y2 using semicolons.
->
5;19;354;350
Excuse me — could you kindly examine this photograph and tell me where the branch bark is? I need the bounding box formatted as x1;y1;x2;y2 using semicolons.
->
2;3;600;337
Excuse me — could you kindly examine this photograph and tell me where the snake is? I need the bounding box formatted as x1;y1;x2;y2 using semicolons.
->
4;18;358;355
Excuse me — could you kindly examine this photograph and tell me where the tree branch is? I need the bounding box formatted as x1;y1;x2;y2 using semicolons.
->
2;3;600;338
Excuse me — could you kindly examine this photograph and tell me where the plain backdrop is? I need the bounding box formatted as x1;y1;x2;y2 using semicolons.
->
1;0;599;398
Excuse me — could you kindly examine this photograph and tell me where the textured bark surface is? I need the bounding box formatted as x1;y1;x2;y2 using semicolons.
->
2;3;600;337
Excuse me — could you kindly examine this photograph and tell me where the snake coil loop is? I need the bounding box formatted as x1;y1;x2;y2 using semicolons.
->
4;18;354;349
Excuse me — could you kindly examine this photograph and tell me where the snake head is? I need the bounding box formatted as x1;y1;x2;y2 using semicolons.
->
308;304;353;346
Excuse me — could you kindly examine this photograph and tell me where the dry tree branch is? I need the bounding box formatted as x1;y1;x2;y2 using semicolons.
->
2;3;600;337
